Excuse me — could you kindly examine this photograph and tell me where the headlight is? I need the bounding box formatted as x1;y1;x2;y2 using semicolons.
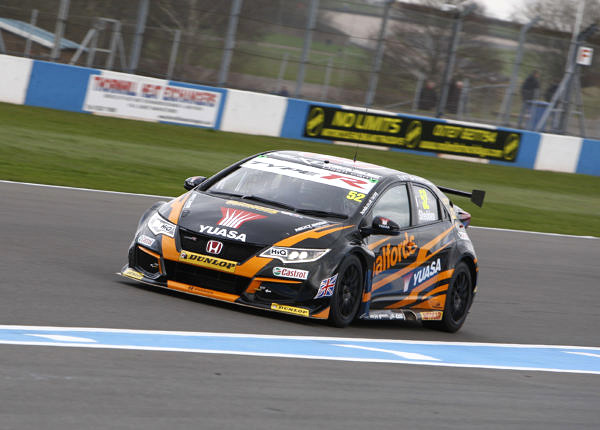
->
147;212;176;238
260;247;330;263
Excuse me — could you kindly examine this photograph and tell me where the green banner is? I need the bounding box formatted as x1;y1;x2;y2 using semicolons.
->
304;105;521;162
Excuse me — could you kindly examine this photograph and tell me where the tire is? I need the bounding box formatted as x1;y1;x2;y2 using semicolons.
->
328;254;364;328
424;261;473;333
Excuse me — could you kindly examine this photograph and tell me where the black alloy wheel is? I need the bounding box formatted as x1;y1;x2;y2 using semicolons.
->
424;261;473;333
328;254;364;327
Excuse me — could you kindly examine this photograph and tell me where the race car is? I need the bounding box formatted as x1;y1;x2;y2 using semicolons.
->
120;150;484;332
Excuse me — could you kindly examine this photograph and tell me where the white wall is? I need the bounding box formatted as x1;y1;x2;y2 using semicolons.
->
0;55;33;105
534;134;583;173
220;89;287;137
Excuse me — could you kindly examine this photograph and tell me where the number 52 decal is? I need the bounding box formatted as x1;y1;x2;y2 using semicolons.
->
346;191;366;202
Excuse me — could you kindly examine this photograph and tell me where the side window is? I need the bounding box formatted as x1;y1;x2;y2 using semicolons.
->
369;184;410;228
413;184;440;224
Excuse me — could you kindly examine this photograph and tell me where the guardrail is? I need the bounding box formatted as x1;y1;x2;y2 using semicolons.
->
1;54;598;176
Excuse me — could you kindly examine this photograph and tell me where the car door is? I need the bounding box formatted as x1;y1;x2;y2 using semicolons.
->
403;182;455;312
365;182;420;309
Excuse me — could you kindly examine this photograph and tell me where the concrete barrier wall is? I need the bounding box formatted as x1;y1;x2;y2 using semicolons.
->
1;54;598;176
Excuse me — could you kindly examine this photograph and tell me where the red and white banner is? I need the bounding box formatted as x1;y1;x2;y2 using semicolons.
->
83;72;221;127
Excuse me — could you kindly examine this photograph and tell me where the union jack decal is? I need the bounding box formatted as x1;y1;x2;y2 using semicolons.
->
315;274;338;299
218;207;267;229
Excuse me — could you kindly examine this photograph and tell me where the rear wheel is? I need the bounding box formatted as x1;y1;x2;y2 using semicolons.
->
328;255;363;328
424;262;473;333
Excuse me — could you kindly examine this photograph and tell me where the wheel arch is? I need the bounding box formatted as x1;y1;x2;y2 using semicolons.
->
458;254;478;291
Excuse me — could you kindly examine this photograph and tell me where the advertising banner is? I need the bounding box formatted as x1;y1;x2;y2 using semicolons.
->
304;105;521;162
83;72;222;127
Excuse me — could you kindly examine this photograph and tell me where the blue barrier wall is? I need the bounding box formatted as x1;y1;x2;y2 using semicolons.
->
1;54;598;176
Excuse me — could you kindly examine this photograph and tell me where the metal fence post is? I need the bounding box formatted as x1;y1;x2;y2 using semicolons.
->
365;0;392;107
24;9;39;58
218;0;243;87
294;0;319;98
167;29;181;80
321;57;334;100
436;4;475;118
276;52;289;93
51;0;70;61
128;0;149;74
498;16;540;126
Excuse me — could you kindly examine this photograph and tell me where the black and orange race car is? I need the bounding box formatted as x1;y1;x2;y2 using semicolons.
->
120;150;484;332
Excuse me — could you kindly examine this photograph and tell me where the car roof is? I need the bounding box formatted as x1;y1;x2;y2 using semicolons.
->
266;150;435;188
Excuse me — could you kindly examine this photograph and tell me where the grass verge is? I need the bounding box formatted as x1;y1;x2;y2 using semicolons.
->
1;102;598;237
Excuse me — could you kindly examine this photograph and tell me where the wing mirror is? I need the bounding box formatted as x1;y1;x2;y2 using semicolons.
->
361;215;401;236
184;176;207;190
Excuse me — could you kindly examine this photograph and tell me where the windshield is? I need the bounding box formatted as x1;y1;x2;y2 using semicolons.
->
206;156;380;218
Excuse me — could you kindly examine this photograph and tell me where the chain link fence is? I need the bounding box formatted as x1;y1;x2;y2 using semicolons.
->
1;0;599;138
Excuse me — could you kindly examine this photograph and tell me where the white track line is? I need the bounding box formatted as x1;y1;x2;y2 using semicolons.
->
1;179;597;239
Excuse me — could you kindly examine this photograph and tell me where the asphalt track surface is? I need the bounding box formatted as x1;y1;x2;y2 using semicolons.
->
1;181;599;429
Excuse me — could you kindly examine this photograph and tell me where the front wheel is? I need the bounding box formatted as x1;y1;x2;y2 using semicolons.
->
328;255;364;328
424;262;473;333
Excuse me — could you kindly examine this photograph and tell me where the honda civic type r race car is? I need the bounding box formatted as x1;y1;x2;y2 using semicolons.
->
120;150;484;332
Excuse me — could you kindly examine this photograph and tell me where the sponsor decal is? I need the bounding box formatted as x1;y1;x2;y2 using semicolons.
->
199;225;246;242
457;228;470;240
184;193;197;209
315;274;338;299
242;157;377;193
262;247;289;258
363;310;406;320
373;232;418;275
360;192;379;215
225;200;278;214
412;258;442;287
270;303;310;317
179;250;237;273
218;207;266;229
123;268;144;280
83;72;222;127
418;209;437;222
303;105;521;162
294;220;328;233
420;311;443;321
273;267;309;280
206;240;223;255
137;234;155;247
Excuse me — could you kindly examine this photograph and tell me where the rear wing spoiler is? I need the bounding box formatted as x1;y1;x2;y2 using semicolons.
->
438;186;486;208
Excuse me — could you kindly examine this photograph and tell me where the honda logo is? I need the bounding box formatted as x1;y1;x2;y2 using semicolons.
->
206;240;223;255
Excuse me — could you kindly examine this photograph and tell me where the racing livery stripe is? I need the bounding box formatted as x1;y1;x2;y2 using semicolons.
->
234;225;353;278
245;277;301;294
166;192;191;223
167;280;239;302
275;224;354;247
137;246;163;274
368;236;392;250
161;235;179;260
372;225;455;292
311;307;331;319
407;286;449;309
384;270;453;309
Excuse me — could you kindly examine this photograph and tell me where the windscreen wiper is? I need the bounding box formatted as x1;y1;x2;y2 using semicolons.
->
295;209;348;219
240;195;297;212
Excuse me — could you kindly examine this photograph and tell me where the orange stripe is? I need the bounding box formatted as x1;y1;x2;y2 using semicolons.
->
312;307;330;319
275;224;354;247
167;280;239;302
384;270;452;309
161;236;179;260
244;277;302;294
138;245;163;274
167;193;190;223
368;236;391;250
235;224;354;278
372;225;455;292
385;283;449;310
